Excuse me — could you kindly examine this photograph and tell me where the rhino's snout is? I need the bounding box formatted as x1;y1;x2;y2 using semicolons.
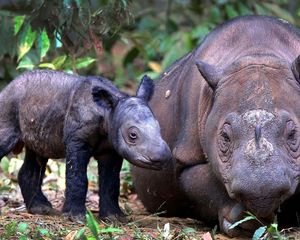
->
150;141;172;166
229;168;292;217
142;140;172;170
127;140;172;170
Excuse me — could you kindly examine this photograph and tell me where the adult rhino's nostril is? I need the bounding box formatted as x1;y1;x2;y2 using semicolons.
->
255;125;262;148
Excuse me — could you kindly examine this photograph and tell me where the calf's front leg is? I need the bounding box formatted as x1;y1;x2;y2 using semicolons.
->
62;140;92;221
96;151;124;221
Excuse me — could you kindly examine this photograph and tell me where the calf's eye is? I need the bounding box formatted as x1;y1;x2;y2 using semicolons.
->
129;132;137;140
127;127;139;144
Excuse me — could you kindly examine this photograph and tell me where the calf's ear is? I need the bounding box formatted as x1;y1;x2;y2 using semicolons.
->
92;86;118;109
136;75;154;102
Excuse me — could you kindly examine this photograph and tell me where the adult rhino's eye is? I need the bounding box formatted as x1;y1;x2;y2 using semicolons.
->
218;123;233;161
221;131;230;143
285;120;300;156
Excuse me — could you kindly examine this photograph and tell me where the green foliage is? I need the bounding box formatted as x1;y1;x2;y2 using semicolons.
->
0;0;132;82
0;221;54;240
112;0;297;84
14;16;25;35
0;156;10;174
86;210;101;239
229;212;290;239
0;0;297;86
253;226;267;240
120;160;134;196
37;29;50;60
75;211;124;240
17;24;37;61
228;215;257;229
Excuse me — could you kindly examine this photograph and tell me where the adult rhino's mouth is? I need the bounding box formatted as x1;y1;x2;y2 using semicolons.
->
243;197;280;218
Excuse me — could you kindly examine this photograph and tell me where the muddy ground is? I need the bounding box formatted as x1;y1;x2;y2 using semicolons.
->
0;158;299;240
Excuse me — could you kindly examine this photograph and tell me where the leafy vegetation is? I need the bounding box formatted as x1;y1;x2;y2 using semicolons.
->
229;211;299;239
0;221;58;240
0;0;298;88
1;0;300;239
0;0;132;89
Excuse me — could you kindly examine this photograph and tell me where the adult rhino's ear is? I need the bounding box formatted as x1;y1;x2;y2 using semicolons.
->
92;86;118;109
136;75;154;102
292;55;300;83
195;60;222;89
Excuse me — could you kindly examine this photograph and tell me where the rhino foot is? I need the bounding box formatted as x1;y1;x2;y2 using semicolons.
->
28;204;59;216
62;212;86;223
99;212;129;224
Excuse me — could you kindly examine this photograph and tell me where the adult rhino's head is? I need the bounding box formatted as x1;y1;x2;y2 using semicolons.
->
92;75;171;170
196;55;300;219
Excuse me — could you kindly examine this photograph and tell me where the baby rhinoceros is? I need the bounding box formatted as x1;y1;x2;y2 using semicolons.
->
0;70;171;221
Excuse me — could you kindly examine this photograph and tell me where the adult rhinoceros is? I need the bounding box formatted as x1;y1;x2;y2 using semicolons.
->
131;15;300;236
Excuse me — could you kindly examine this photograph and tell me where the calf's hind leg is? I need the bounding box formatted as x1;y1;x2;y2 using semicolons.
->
18;148;57;215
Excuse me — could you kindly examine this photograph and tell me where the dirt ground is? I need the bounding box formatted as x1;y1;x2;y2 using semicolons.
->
0;184;239;240
1;188;300;240
0;158;299;240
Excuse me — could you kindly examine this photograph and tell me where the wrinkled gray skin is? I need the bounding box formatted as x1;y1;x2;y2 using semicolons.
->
131;15;300;236
0;70;171;221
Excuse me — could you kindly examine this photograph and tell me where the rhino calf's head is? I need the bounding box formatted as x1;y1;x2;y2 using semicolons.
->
92;75;171;170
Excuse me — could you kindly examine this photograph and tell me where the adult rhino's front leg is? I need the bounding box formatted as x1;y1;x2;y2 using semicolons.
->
180;163;261;237
62;138;92;221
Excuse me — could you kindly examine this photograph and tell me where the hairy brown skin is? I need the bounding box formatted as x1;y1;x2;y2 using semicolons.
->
131;16;300;236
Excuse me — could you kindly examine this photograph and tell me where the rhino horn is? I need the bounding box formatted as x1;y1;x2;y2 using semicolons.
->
291;55;300;82
195;60;221;89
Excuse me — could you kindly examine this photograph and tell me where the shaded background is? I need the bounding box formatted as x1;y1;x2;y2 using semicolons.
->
0;0;300;91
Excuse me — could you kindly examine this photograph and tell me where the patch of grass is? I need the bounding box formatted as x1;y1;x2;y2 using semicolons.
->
69;211;201;240
229;211;298;239
120;160;134;197
73;210;124;240
0;221;57;240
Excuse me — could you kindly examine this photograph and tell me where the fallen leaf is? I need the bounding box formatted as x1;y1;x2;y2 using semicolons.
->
148;61;162;73
202;231;213;240
64;230;77;240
